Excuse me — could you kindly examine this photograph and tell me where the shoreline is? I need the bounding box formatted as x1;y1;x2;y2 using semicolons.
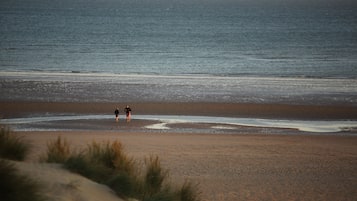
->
1;101;357;120
3;101;357;200
2;115;357;134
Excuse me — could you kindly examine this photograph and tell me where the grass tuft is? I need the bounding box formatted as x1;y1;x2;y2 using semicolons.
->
87;140;136;175
144;155;169;197
64;153;113;183
0;159;45;201
107;172;140;198
40;136;71;163
42;137;201;201
178;181;201;201
0;127;31;161
64;140;136;183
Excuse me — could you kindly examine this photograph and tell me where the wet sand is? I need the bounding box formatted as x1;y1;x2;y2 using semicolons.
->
1;101;357;120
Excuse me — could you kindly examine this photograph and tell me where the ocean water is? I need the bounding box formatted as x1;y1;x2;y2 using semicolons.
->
1;0;357;104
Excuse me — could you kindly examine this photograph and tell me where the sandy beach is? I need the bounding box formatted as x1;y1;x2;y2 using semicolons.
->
1;101;357;200
15;131;357;201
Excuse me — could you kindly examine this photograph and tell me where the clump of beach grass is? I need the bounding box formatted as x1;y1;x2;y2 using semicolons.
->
65;140;136;184
178;180;201;201
40;136;71;163
87;140;136;175
42;137;201;201
0;159;45;201
64;153;112;182
143;155;169;197
106;155;171;200
106;170;142;198
0;127;31;161
66;140;142;198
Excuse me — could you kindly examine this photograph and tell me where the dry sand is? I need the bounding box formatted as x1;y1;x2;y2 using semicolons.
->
15;131;357;201
14;161;123;201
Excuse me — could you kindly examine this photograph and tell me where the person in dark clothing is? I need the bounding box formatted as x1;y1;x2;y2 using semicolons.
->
125;105;132;122
114;108;119;122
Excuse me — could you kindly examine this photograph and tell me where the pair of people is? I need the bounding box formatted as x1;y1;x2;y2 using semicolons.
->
115;105;132;122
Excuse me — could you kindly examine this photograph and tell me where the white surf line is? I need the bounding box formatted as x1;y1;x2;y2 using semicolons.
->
145;122;170;130
1;114;357;133
139;115;357;133
211;125;237;130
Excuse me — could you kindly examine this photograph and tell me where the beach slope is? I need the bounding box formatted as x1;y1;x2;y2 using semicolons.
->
17;131;357;201
14;161;123;201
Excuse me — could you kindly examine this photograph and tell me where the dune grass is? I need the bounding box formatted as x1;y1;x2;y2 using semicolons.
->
0;128;43;201
143;156;169;197
40;136;71;163
65;140;136;184
87;140;136;175
0;159;45;201
0;127;31;161
178;181;201;201
42;136;201;201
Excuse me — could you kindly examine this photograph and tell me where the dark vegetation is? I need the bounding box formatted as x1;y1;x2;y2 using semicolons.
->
0;127;44;201
0;127;31;161
41;136;201;201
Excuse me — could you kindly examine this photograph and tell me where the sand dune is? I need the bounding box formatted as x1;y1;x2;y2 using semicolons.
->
14;161;124;201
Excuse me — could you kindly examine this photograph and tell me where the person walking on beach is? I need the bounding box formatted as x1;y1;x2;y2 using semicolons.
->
125;105;132;122
114;108;119;122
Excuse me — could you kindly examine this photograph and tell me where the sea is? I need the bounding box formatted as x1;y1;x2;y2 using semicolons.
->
1;0;357;105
